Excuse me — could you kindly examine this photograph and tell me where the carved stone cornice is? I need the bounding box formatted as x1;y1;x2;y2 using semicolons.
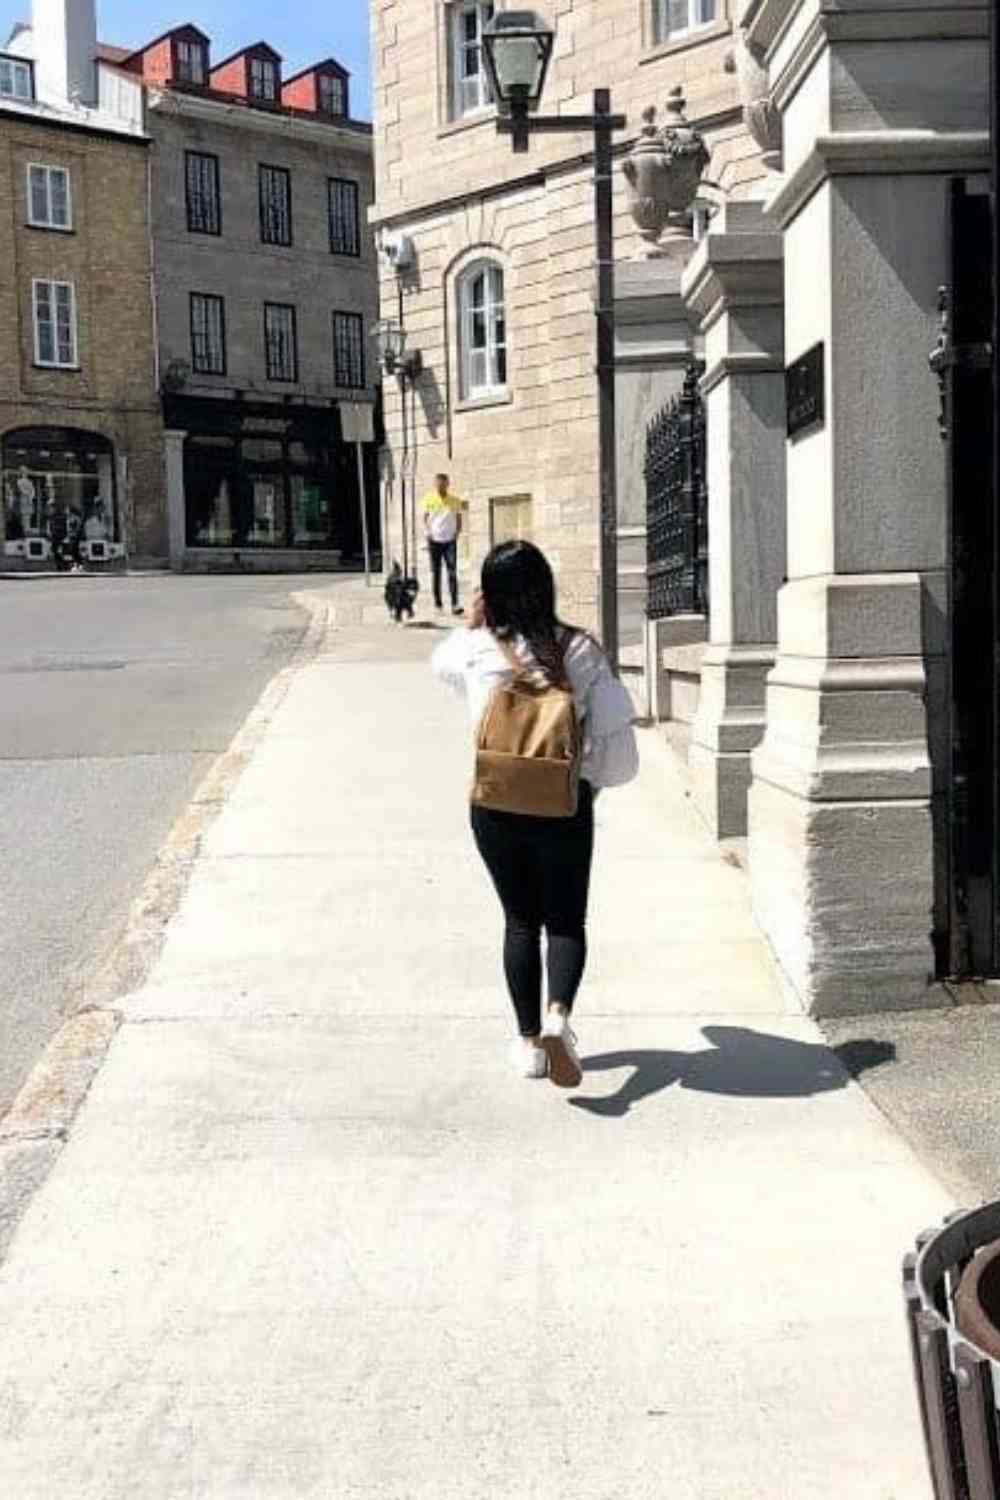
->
744;0;988;67
681;231;784;332
766;129;991;228
739;0;798;58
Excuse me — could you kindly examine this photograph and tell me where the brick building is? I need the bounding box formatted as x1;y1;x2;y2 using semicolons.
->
370;0;758;629
1;0;379;573
0;0;161;568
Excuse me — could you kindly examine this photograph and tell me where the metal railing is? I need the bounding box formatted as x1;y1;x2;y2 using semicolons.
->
645;359;708;620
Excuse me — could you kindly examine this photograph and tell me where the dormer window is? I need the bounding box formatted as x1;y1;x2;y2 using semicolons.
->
0;54;33;101
176;39;207;85
250;56;278;102
318;72;345;117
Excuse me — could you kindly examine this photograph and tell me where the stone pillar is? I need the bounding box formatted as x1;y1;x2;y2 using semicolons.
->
744;0;991;1016
615;258;698;668
680;200;786;837
163;429;186;572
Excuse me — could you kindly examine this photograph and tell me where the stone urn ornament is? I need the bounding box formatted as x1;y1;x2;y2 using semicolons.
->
622;87;710;262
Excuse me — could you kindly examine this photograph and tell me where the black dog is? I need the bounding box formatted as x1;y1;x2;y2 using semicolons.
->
384;562;419;623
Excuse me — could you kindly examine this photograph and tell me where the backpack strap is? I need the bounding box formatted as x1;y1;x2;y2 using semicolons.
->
494;631;571;688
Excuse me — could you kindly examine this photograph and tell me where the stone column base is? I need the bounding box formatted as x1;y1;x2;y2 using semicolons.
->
643;613;708;722
748;778;936;1016
690;644;774;838
748;573;940;1017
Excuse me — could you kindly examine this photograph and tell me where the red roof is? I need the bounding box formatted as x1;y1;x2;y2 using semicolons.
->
96;43;131;65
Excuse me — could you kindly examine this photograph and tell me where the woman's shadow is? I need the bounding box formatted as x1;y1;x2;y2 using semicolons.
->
570;1026;896;1117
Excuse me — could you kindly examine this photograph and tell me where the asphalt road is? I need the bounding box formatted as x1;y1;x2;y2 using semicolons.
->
0;573;325;1118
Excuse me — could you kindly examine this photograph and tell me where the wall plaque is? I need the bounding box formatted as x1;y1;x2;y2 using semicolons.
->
786;342;825;438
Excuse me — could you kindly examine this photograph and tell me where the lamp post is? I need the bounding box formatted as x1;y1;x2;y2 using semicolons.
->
482;10;626;673
374;318;423;583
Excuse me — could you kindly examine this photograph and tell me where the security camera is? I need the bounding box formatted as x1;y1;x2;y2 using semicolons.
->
381;233;416;273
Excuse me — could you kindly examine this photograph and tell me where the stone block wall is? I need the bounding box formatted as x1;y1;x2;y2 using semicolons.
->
371;0;760;632
149;109;378;407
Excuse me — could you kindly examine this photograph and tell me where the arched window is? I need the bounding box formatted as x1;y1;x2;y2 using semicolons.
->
458;260;506;400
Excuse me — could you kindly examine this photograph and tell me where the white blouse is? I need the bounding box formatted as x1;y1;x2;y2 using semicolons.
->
431;626;639;790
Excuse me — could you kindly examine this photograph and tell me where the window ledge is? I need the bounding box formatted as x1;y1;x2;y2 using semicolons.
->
26;222;74;234
437;108;496;141
33;363;81;372
455;390;512;414
641;17;731;64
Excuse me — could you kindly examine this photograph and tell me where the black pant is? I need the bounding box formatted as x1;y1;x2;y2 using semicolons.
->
428;539;458;608
471;782;594;1037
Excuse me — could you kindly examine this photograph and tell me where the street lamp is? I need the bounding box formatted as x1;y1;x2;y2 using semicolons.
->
482;12;626;672
373;318;423;587
373;319;423;383
480;10;555;151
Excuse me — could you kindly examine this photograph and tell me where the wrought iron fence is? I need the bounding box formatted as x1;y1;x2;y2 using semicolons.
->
645;359;708;620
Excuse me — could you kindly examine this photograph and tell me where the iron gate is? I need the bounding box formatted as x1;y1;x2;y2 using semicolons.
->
931;179;998;976
645;360;708;619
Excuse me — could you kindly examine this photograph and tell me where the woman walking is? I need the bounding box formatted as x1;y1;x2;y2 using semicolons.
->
432;541;638;1088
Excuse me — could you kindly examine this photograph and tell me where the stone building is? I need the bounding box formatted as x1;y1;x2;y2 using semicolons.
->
373;0;999;1019
706;0;996;1015
125;26;380;572
369;0;759;633
0;0;162;568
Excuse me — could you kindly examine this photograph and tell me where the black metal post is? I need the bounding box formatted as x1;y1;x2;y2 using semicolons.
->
992;0;1000;966
510;97;530;154
594;89;619;674
496;94;626;673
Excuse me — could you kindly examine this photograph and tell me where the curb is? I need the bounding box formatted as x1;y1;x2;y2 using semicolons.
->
0;593;333;1266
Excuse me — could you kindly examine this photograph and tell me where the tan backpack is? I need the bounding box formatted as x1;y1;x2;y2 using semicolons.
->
470;634;582;818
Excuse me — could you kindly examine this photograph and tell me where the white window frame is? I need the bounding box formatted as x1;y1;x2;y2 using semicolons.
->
0;56;33;100
457;260;507;400
176;39;206;85
653;0;718;46
27;164;72;231
450;0;495;120
32;279;78;369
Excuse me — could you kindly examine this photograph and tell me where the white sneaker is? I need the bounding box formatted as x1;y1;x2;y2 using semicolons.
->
541;1011;583;1089
511;1038;548;1079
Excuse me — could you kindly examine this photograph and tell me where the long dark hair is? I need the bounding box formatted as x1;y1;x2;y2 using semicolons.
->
481;540;575;684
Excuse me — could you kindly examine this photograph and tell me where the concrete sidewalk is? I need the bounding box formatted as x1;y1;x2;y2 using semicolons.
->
0;605;952;1498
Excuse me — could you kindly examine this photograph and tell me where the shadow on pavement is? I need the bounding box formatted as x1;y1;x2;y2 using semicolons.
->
571;1025;897;1118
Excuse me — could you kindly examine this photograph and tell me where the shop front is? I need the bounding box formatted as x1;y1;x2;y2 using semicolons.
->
163;394;379;572
1;427;124;568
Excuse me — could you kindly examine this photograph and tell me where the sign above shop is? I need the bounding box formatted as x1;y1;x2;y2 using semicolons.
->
243;416;288;435
786;343;825;439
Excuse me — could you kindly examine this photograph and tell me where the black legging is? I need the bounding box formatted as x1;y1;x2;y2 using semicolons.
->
471;782;594;1037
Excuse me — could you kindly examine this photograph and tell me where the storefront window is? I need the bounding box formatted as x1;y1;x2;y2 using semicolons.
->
182;413;366;553
2;427;116;546
291;476;332;544
245;477;286;545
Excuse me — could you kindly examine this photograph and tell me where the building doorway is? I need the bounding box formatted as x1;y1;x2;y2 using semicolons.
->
937;180;998;976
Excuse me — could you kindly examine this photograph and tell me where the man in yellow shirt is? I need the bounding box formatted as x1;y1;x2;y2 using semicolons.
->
422;472;464;615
